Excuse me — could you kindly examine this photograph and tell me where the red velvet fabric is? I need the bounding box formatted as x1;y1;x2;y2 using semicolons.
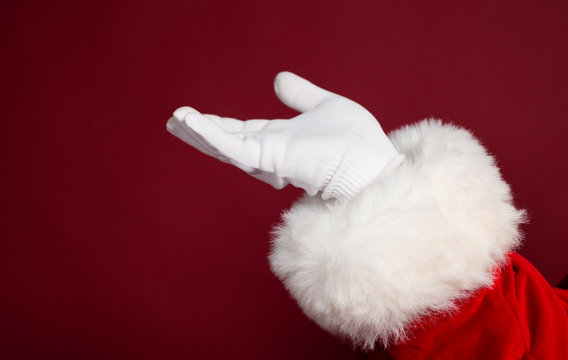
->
366;253;568;359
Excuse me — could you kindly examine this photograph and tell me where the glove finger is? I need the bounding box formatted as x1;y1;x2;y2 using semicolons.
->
273;71;338;113
203;114;272;133
168;116;255;172
170;107;228;158
166;116;220;158
184;112;261;170
175;107;272;133
173;105;201;120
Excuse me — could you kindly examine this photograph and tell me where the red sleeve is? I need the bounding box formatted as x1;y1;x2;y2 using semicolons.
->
505;253;568;359
367;253;568;360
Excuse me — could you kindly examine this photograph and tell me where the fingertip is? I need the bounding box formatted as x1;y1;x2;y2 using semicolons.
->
274;70;294;82
182;112;202;131
273;71;296;93
273;71;300;107
173;106;200;121
166;117;177;132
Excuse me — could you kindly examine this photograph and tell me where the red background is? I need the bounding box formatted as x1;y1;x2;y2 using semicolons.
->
1;1;567;359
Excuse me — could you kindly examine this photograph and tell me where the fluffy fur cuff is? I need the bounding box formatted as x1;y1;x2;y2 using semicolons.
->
268;120;526;349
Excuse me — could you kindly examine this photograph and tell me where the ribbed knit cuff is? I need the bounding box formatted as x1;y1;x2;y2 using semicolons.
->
321;124;401;201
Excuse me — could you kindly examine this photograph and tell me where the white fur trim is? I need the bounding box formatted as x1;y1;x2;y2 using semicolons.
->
268;120;526;349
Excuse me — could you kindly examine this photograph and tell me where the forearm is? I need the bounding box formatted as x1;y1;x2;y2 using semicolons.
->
269;119;526;349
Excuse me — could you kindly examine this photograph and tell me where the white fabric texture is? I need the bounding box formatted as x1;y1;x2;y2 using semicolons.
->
166;72;399;200
269;120;526;349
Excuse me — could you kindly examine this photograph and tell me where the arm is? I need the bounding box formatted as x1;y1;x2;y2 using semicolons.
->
269;119;526;348
166;72;526;349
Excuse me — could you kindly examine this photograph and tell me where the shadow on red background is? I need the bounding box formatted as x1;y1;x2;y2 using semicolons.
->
1;1;567;359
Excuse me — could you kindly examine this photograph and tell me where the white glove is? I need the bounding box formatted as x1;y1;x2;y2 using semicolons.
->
166;72;400;201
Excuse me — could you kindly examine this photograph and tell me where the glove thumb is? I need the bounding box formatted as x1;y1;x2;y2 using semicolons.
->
273;71;336;113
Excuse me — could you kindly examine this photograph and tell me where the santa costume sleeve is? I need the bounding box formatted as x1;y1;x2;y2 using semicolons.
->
269;120;568;359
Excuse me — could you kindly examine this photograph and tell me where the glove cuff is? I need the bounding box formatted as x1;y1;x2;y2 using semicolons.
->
322;124;401;201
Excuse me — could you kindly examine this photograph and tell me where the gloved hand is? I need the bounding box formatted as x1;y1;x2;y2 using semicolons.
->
166;72;400;201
